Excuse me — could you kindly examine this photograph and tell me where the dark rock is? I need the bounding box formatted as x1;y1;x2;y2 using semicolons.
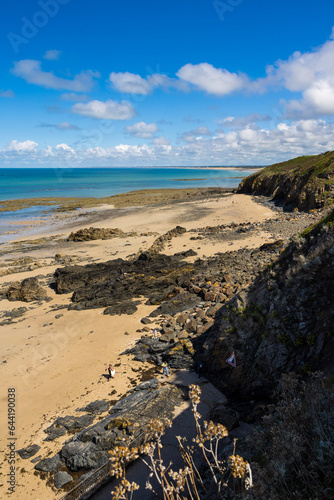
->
174;249;198;257
44;427;67;441
259;240;284;251
149;292;201;317
51;380;184;472
6;277;49;302
17;444;40;459
34;454;62;472
141;317;152;324
78;400;110;414
103;301;139;316
44;414;95;441
54;471;73;489
210;404;239;430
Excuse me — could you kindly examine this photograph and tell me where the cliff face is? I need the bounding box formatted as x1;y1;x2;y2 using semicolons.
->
203;210;334;400
238;151;334;210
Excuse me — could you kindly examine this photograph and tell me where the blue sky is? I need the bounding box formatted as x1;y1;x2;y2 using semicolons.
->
1;0;334;167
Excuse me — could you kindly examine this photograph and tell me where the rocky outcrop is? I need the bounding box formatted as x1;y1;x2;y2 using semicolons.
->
202;209;334;400
238;150;334;210
35;379;184;478
67;227;136;242
5;277;49;302
54;236;285;315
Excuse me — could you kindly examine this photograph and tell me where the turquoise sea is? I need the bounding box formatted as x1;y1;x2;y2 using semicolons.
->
0;167;258;240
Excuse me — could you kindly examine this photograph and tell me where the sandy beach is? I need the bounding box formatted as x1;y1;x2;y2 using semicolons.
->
0;190;296;499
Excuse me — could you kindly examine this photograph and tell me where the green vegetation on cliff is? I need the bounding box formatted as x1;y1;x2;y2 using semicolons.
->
238;150;334;210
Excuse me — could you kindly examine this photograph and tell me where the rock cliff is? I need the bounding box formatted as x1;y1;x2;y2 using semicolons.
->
202;209;334;400
238;150;334;210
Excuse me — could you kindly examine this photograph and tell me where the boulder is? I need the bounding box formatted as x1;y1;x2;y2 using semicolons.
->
54;471;73;489
6;277;49;302
17;444;40;459
35;454;63;472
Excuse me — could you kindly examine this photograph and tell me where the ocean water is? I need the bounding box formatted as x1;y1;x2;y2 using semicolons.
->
0;167;257;240
0;167;255;201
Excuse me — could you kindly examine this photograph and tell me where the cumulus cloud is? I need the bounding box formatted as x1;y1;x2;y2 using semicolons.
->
6;140;38;152
39;122;81;131
2;119;334;166
260;30;334;117
0;89;15;98
125;121;159;138
72;99;136;120
43;50;62;60
55;143;76;154
109;71;188;95
11;60;100;92
109;72;152;95
176;63;248;96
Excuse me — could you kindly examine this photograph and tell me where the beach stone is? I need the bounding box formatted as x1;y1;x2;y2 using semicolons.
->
184;319;198;333
141;317;152;324
6;277;49;302
54;470;73;489
34;454;62;472
17;444;40;459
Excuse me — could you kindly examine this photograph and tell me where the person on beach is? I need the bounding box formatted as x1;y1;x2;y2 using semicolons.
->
152;329;159;339
107;364;116;380
161;362;169;377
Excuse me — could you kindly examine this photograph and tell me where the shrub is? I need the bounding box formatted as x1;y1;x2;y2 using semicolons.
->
109;385;252;499
251;372;334;500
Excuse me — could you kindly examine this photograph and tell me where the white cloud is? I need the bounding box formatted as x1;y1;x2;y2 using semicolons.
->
72;99;136;120
2;119;334;166
0;89;15;98
153;136;171;145
11;60;100;92
55;143;76;154
6;140;38;152
109;71;188;95
176;63;248;96
109;72;152;95
43;50;62;61
260;30;334;117
125;121;158;138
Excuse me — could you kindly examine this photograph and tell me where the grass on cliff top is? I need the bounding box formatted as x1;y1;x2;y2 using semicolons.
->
300;207;334;237
249;150;334;179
